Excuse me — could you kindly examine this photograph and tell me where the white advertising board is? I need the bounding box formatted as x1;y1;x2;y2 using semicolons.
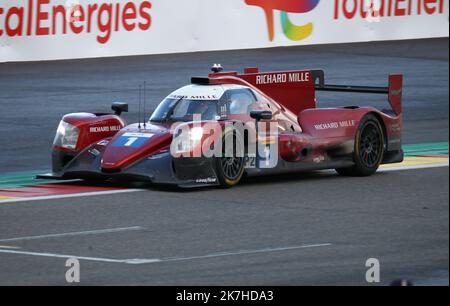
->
0;0;448;62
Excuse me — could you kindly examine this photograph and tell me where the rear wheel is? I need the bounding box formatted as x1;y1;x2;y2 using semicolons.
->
215;132;245;188
336;114;385;177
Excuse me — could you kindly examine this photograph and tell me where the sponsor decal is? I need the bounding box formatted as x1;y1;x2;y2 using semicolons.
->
97;139;110;146
0;0;152;44
334;0;445;21
256;72;310;85
314;122;339;130
121;132;154;138
314;120;356;130
245;0;321;41
247;0;446;42
195;177;217;184
168;94;219;100
89;125;122;133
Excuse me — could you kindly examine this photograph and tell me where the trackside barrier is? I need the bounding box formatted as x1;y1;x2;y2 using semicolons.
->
0;0;448;62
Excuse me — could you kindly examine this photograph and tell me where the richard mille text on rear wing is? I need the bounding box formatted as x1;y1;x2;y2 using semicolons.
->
42;65;404;188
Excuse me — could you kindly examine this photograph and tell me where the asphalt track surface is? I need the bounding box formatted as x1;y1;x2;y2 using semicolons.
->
0;38;448;285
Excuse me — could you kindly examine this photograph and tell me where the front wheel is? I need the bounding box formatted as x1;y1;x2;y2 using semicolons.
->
215;132;245;188
336;114;385;177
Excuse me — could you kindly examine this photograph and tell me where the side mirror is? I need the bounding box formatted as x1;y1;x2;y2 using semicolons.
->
250;110;272;121
112;102;128;116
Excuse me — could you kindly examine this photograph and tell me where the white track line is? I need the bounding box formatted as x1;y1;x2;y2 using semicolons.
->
158;243;332;264
0;245;20;249
0;243;331;265
0;226;145;243
0;249;135;264
0;188;143;204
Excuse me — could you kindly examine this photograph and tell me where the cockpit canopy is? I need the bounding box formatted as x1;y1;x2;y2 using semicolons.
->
150;84;262;123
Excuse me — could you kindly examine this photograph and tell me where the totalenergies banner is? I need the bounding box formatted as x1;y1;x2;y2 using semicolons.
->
0;0;448;62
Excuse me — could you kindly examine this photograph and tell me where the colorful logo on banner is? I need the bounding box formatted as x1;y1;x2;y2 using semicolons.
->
245;0;320;41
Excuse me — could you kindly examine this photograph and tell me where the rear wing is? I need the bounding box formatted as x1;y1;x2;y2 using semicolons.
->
197;67;403;116
312;70;403;115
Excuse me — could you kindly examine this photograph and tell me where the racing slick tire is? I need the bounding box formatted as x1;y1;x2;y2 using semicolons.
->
215;130;245;188
336;114;385;177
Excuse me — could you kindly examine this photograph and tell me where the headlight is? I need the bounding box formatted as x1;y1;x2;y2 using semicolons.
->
172;126;204;154
53;121;80;150
189;127;204;141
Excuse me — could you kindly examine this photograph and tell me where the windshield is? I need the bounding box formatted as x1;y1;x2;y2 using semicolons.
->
150;98;219;122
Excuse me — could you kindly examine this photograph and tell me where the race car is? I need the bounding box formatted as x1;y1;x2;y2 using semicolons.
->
46;65;404;188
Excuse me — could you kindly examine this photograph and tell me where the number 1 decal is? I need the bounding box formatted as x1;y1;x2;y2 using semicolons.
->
124;137;139;147
112;133;155;148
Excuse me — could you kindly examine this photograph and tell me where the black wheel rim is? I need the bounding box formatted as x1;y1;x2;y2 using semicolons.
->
220;156;244;180
359;122;382;168
220;134;244;181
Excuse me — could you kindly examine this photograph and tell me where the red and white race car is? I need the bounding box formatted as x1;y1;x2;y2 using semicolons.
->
47;65;403;188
